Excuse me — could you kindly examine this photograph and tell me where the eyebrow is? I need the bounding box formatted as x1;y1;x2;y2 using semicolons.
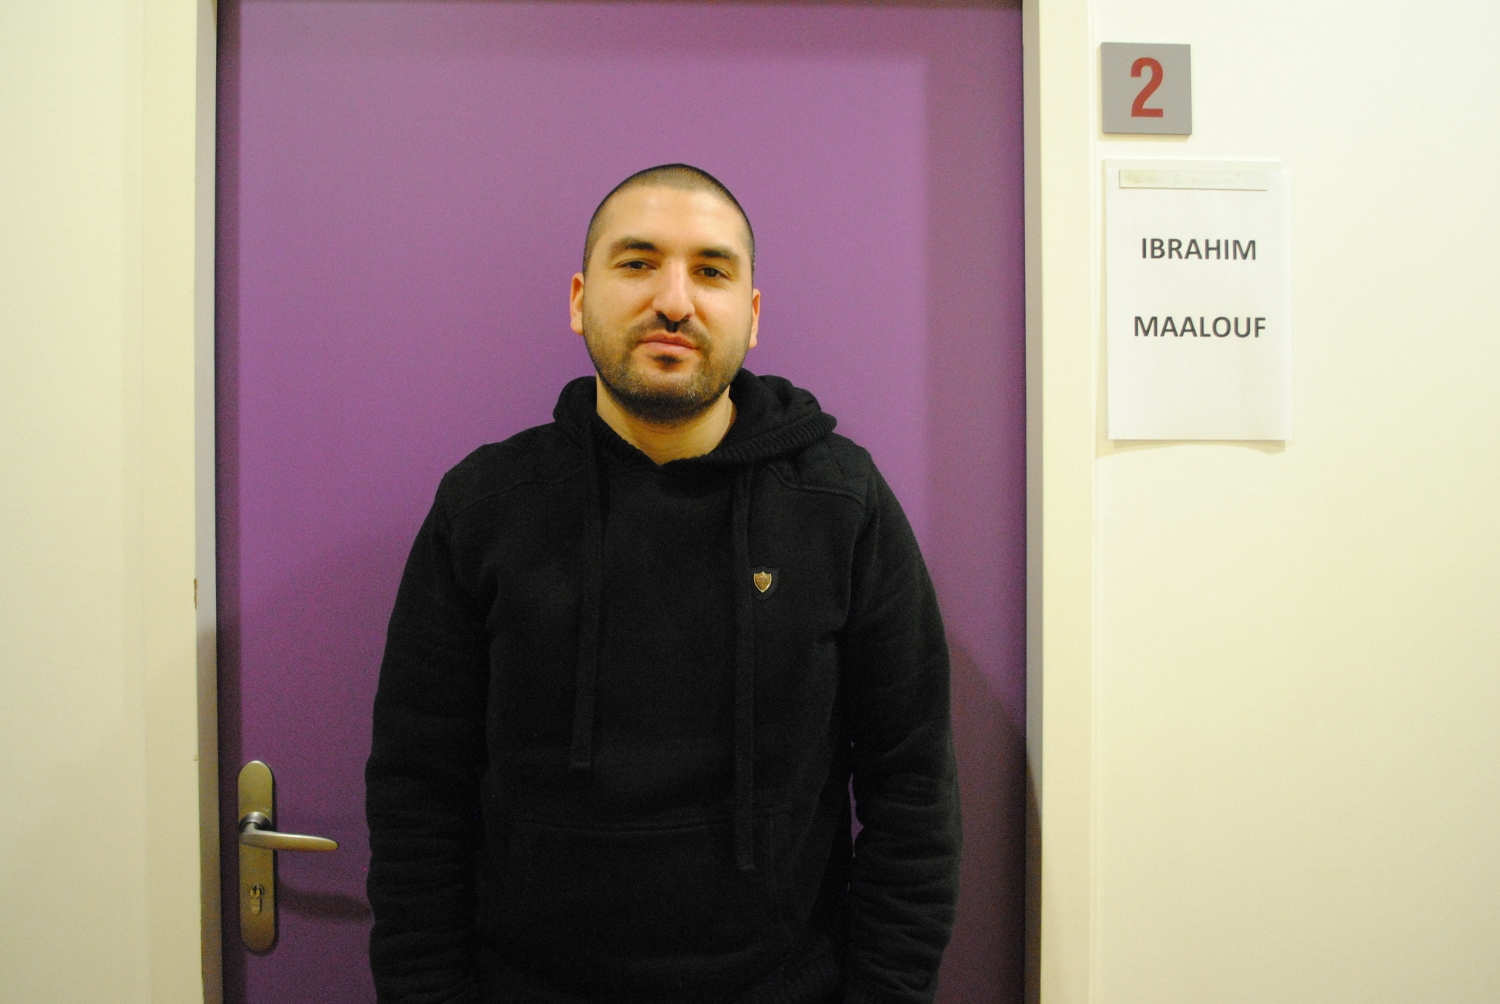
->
606;237;742;266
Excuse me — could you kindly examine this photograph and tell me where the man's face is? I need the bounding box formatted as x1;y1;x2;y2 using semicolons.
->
570;185;759;425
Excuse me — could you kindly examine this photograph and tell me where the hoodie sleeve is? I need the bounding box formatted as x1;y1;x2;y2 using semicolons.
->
841;466;962;1004
366;480;490;1004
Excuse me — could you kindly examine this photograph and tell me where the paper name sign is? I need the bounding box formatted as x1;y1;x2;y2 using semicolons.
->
1106;160;1292;441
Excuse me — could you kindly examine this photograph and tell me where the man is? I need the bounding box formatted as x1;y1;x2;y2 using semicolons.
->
366;164;960;1004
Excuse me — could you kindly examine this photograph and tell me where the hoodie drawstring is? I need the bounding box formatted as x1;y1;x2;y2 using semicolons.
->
568;430;604;774
730;466;757;873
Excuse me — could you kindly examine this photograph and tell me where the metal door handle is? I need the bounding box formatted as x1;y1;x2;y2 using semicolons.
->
238;811;338;852
237;759;340;950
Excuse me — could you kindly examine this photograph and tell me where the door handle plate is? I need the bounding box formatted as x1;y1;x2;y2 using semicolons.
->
237;759;339;951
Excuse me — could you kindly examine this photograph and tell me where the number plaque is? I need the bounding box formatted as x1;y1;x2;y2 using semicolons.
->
1101;43;1191;135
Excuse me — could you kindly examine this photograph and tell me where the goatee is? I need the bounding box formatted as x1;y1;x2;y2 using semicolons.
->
583;313;748;425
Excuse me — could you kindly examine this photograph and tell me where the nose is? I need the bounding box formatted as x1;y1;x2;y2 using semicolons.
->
651;261;694;326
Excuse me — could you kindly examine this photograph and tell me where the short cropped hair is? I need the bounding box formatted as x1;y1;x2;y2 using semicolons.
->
582;164;755;274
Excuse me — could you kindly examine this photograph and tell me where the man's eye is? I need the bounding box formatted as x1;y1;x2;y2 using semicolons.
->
620;260;650;270
700;267;725;279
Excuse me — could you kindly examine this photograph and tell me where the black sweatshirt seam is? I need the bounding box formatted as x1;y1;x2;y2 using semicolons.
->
442;462;589;525
764;463;867;507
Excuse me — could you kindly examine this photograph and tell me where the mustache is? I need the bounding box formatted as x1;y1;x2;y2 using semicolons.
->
627;315;710;351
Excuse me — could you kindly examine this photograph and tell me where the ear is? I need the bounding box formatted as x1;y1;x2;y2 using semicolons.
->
748;287;760;350
569;272;586;335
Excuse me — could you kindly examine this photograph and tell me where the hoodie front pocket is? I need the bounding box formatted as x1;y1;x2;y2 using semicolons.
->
493;807;790;995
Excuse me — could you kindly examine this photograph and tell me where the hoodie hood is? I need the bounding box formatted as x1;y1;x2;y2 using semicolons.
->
551;369;836;873
552;367;837;467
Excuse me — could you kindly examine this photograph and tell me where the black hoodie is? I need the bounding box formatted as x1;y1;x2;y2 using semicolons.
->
367;370;959;1004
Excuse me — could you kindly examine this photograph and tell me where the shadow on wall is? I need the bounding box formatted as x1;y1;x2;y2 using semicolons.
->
218;535;404;999
922;11;1027;1000
940;646;1027;1003
279;879;374;922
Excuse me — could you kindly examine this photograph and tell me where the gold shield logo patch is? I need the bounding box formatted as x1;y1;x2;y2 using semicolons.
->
750;567;779;599
753;570;773;593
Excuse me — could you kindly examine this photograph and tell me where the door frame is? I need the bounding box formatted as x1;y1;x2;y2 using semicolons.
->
127;0;223;1001
167;3;1103;1003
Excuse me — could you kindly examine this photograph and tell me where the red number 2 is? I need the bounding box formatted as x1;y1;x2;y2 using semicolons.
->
1130;57;1165;118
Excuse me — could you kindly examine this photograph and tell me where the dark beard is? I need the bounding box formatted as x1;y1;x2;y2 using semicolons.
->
583;314;748;425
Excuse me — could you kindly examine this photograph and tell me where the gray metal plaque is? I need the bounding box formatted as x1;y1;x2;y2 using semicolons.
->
1101;43;1191;135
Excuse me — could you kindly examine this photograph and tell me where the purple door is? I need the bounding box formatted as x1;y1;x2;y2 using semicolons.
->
217;2;1025;1001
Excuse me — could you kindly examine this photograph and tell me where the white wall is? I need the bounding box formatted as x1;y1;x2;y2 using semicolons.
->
0;2;213;1001
1032;1;1500;1001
